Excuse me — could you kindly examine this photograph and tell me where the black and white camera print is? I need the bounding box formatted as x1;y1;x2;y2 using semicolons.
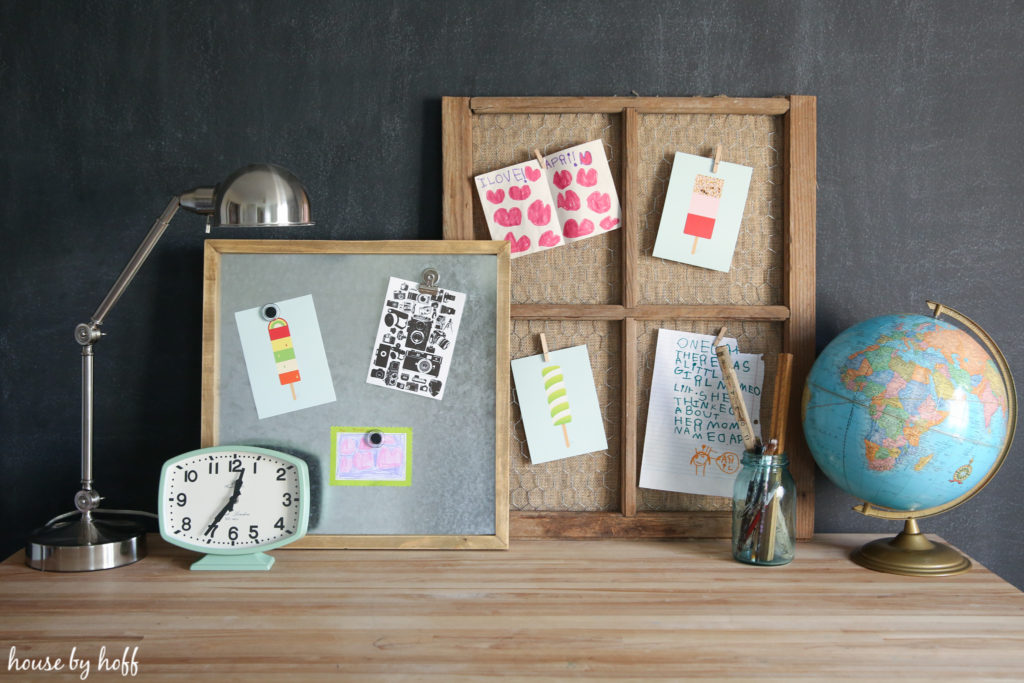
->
366;276;466;400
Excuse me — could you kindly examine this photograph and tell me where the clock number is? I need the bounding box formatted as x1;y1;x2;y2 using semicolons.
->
276;467;286;481
228;459;243;473
176;492;187;507
228;526;239;541
208;462;219;475
204;524;218;537
282;492;292;507
181;517;191;531
274;517;285;530
184;469;198;482
249;525;259;540
252;461;258;474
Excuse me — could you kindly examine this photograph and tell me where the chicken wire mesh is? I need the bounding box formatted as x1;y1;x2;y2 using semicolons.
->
636;113;783;305
472;113;621;305
637;319;784;511
509;320;620;511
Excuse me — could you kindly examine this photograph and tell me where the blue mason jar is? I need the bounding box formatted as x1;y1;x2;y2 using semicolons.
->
731;451;796;566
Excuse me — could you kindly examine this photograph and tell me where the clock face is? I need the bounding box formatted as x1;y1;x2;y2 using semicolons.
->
159;447;309;554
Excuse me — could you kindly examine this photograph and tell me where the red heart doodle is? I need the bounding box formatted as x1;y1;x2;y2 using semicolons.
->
494;207;522;227
557;190;580;211
509;185;531;201
563;218;594;238
577;168;598;187
580;150;593;165
524;165;541;182
600;216;620;231
504;232;531;253
485;189;505;204
538;230;561;247
553;170;572;189
586;191;611;214
527;199;551;226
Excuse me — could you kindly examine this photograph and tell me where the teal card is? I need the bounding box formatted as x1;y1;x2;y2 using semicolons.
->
511;345;608;464
235;294;337;419
652;152;753;272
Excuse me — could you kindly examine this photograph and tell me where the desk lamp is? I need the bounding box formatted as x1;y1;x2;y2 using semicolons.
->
26;164;314;571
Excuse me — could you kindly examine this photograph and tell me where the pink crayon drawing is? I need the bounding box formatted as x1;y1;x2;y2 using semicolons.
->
564;218;594;238
509;185;531;201
539;230;561;247
528;200;551;226
474;139;621;259
332;428;412;486
586;191;611;214
684;174;724;254
553;170;572;189
577;168;598;187
557;190;580;211
504;232;531;253
494;207;522;227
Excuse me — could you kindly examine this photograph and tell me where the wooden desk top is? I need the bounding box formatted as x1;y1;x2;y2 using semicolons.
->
2;534;1023;680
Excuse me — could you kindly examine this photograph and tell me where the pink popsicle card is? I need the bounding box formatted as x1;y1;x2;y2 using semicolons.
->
652;152;752;272
475;140;621;258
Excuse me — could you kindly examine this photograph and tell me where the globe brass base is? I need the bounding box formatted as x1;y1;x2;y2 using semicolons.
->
851;519;971;577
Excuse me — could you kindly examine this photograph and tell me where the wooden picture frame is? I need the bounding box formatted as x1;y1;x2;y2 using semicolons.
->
201;239;511;549
442;96;816;540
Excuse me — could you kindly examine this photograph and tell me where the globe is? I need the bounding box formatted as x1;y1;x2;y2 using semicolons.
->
802;303;1016;575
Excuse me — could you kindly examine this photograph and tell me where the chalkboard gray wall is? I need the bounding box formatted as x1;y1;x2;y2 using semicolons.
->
2;1;1021;587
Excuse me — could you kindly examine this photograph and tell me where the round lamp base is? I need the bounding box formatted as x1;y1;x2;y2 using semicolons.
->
851;519;971;577
26;514;147;572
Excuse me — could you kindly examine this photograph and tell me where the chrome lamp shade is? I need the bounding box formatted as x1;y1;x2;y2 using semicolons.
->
26;163;313;571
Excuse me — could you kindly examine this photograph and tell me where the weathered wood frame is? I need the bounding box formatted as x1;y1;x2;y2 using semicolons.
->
201;239;511;549
443;96;816;540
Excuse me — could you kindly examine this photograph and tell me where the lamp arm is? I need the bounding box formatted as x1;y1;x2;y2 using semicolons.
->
86;196;183;330
71;195;181;513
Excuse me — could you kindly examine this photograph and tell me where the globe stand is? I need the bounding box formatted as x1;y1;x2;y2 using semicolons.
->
851;518;971;577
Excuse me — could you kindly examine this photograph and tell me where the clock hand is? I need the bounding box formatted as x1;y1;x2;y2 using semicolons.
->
204;469;244;537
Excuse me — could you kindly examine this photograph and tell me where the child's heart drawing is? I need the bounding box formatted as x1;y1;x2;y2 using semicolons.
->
580;151;593;165
494;207;522;227
577;168;598;187
563;218;594;238
509;185;531;201
524;165;541;182
600;216;619;231
486;189;505;204
538;230;561;247
553;170;572;189
557;190;580;211
586;191;611;214
528;200;551;226
504;232;531;253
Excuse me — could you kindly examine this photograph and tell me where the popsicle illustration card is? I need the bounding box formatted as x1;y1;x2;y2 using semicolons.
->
475;139;621;258
234;294;337;419
652;152;753;272
366;276;466;400
511;344;608;464
330;427;412;487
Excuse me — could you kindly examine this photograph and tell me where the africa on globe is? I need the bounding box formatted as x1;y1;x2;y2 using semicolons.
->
802;309;1011;514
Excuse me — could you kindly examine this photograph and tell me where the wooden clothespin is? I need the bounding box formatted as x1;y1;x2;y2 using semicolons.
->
712;145;722;174
712;325;728;349
539;332;550;361
533;148;545;170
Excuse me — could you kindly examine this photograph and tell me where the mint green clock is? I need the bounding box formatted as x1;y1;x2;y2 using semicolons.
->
158;446;310;571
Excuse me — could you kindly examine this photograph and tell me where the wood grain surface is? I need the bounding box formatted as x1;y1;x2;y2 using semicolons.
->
2;535;1022;681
